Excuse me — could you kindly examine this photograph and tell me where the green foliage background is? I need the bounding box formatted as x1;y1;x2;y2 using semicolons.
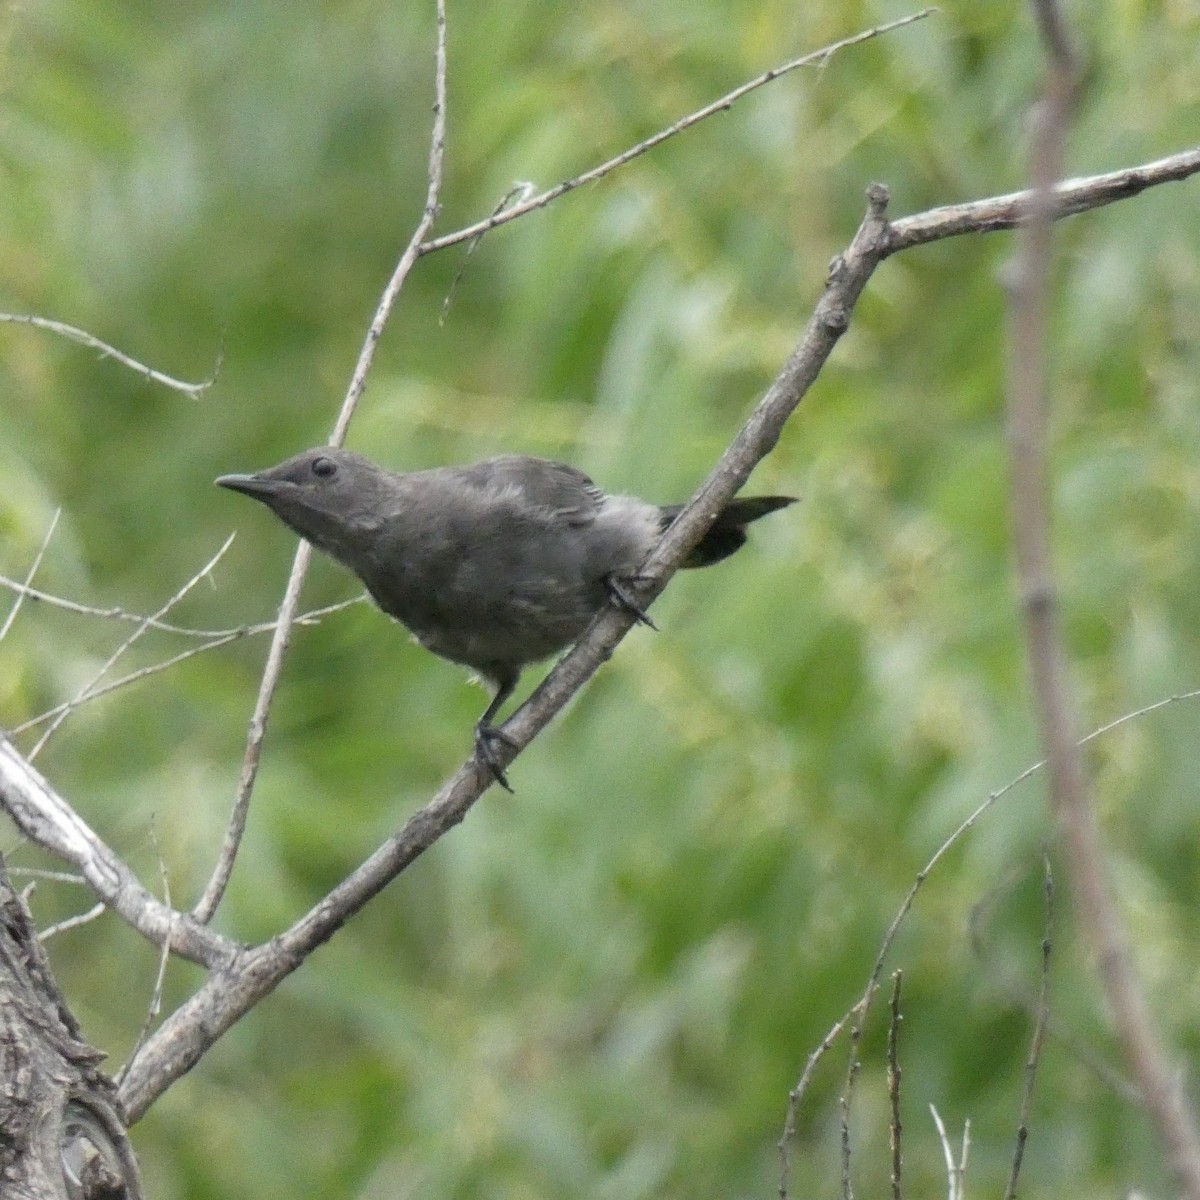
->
2;1;1199;1196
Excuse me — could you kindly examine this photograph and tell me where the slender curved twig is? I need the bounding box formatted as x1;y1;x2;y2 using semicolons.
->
0;510;61;644
418;9;936;256
0;313;218;399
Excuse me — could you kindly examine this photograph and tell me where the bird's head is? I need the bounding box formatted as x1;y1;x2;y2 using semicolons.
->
216;447;394;561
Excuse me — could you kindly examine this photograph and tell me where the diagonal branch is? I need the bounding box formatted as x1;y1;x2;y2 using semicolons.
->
418;9;935;256
25;535;235;760
114;145;1200;1121
0;738;237;969
0;574;365;640
116;185;894;1121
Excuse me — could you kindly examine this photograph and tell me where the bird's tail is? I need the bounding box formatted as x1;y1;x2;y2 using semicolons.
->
659;495;796;568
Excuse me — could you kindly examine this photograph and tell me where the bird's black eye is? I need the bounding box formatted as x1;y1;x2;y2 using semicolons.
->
311;456;337;479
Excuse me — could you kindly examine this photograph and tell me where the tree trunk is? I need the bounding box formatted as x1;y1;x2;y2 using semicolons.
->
0;860;143;1200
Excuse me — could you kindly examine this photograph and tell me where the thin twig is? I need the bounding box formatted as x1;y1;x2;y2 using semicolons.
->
7;633;253;736
7;866;87;885
775;692;1200;1198
828;683;1200;1132
777;1003;864;1199
796;684;1200;1199
1002;853;1054;1200
1006;2;1200;1195
191;0;449;926
6;600;368;738
38;900;105;941
930;1107;971;1200
26;535;235;759
841;1046;859;1200
957;1122;970;1199
115;824;174;1086
0;573;365;638
0;313;218;399
440;181;535;323
0;737;237;967
969;862;1138;1104
888;970;904;1200
0;509;61;644
929;1105;955;1200
418;10;935;256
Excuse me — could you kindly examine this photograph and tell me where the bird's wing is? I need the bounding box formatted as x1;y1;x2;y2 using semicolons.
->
463;456;604;525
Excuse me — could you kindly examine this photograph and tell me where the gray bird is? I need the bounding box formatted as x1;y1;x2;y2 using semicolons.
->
217;447;793;789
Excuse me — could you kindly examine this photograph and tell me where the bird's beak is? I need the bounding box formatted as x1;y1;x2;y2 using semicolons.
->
215;472;290;499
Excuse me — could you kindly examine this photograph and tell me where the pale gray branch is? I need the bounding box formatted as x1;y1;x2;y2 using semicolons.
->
0;509;61;644
1004;4;1200;1195
38;901;105;942
0;573;364;639
26;535;236;760
0;739;237;969
0;312;218;399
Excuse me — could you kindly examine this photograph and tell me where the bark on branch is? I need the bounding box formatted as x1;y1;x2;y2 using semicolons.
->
0;859;143;1200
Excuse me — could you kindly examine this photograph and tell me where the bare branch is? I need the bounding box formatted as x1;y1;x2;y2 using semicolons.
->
777;1003;863;1199
190;0;450;926
888;970;904;1200
6;599;367;738
840;1064;857;1200
930;1107;969;1200
7;633;260;737
890;146;1200;251
970;864;1139;1105
38;900;105;941
332;0;448;446
0;312;218;399
0;509;61;644
781;681;1200;1197
7;867;88;886
25;535;236;760
929;1106;954;1200
1002;853;1054;1200
0;737;237;969
957;1122;970;1199
1005;3;1200;1195
419;10;936;256
0;573;365;639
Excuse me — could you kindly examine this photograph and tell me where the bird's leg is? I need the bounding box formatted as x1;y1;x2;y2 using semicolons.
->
474;672;519;792
604;573;658;630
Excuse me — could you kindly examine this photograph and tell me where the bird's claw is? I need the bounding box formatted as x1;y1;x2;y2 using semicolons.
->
605;574;658;630
474;721;517;793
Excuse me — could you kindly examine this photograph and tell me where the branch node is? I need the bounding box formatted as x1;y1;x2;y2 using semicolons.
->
826;254;848;285
865;181;892;212
821;303;850;335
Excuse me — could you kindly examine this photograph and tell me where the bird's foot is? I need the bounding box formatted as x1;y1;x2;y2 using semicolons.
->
474;720;517;793
605;574;658;630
